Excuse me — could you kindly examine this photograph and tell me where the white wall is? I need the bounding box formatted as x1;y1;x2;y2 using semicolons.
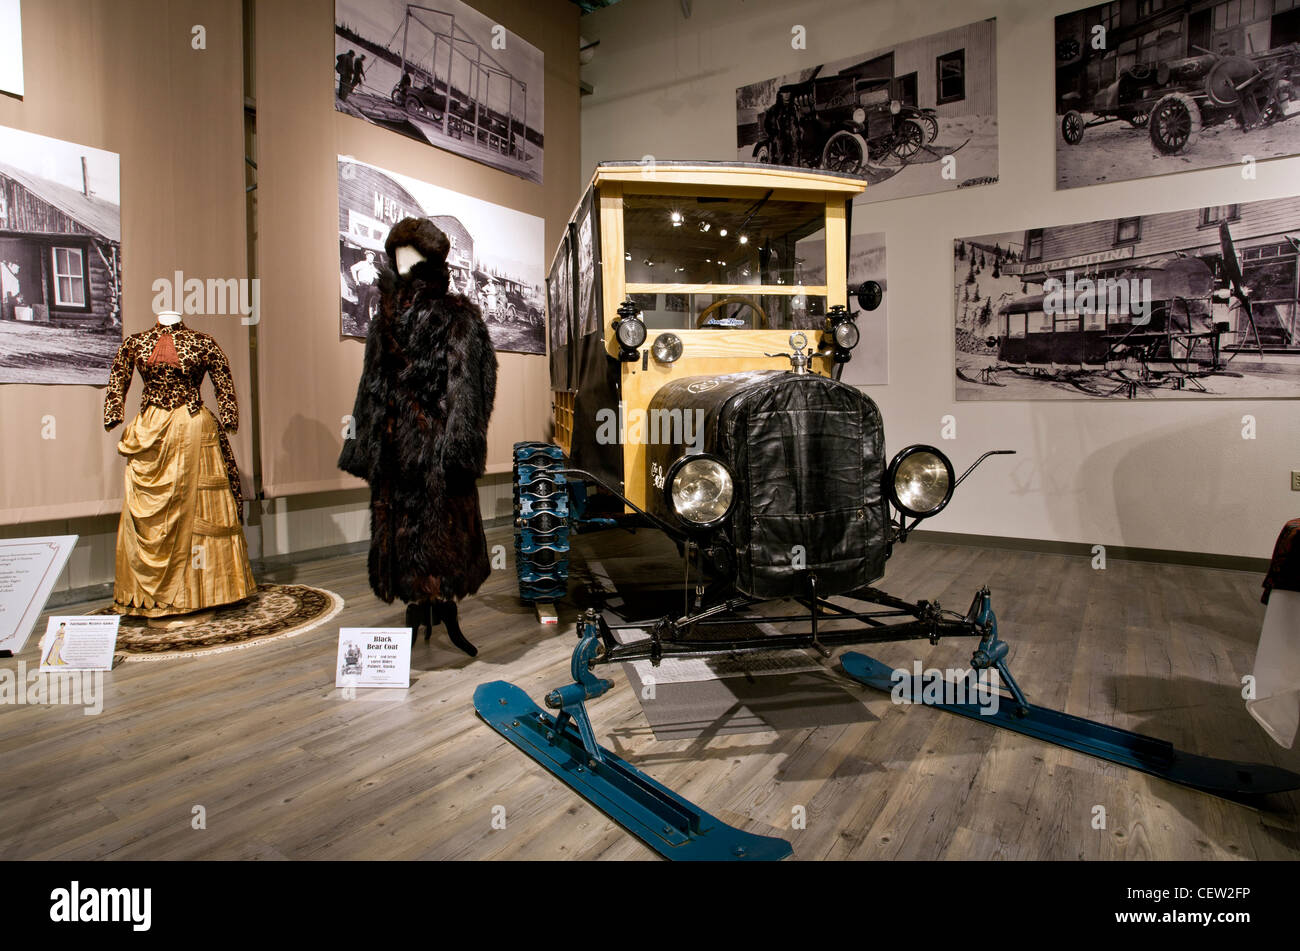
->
580;0;1300;560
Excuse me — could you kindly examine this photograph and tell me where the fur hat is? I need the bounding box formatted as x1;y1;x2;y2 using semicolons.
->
385;217;451;268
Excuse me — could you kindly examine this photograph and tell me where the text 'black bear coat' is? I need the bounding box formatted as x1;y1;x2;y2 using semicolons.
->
339;218;498;605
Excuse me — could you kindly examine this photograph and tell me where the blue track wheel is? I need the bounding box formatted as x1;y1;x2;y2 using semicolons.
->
513;441;570;603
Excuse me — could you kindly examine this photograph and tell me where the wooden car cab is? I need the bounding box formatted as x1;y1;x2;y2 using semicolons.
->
545;161;866;512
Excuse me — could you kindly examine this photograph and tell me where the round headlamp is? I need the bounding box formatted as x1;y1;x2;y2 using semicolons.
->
833;320;860;350
886;445;954;519
666;454;736;530
652;332;683;363
852;107;866;124
889;99;901;115
615;315;647;350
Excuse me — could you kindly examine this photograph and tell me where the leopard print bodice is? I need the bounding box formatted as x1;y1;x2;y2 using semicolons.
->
103;322;239;430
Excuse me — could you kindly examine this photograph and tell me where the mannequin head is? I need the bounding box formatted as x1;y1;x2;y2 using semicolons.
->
385;217;451;282
393;246;425;276
156;310;182;326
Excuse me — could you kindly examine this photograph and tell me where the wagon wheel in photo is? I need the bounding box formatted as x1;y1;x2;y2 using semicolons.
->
1149;92;1201;154
917;113;939;143
821;130;868;173
1126;111;1150;128
890;120;926;160
696;296;769;329
506;304;518;323
1061;109;1085;144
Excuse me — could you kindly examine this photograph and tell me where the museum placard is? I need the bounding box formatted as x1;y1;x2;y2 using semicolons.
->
0;535;77;654
335;627;412;688
38;615;119;672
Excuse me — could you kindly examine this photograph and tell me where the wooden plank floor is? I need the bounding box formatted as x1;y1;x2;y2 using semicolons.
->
2;524;1297;861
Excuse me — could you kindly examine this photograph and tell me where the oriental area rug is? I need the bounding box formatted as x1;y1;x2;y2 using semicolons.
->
94;584;344;660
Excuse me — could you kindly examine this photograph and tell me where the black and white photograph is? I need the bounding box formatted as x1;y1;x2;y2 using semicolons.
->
335;0;544;184
338;155;545;354
574;188;600;338
546;233;572;387
0;124;121;385
845;230;888;385
954;195;1300;400
0;0;23;97
786;223;888;384
735;19;998;203
1056;0;1300;189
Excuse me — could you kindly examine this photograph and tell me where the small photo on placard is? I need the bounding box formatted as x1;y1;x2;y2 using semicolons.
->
335;627;412;688
38;616;120;672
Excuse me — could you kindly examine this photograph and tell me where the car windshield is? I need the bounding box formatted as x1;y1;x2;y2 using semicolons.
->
622;192;826;288
635;292;828;332
858;83;889;105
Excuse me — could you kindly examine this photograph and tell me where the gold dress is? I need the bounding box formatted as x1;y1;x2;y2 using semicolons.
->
103;322;256;617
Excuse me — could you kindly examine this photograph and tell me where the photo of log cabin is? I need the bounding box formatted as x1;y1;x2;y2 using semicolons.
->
0;124;121;385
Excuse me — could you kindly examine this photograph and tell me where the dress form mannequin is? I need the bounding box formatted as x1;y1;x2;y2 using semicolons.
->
393;242;476;657
105;305;255;621
145;308;219;627
339;219;497;660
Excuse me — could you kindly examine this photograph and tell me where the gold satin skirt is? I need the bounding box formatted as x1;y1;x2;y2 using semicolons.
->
114;405;256;617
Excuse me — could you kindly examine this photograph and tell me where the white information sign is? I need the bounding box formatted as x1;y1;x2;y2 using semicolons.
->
335;627;411;688
0;0;23;97
38;615;120;672
0;535;78;654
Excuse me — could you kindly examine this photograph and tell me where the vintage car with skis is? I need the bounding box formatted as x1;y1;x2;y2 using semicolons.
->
473;161;1300;861
963;221;1268;398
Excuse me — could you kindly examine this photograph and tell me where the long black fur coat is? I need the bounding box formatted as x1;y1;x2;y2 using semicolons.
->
339;218;498;605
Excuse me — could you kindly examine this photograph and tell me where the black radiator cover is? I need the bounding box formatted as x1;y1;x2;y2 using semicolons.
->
645;370;889;598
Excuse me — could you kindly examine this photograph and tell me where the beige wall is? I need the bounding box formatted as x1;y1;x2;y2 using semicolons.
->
3;0;579;594
0;0;250;594
0;0;250;528
580;0;1300;560
254;0;576;498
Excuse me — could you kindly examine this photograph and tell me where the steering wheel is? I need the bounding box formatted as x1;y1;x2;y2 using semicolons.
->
696;295;769;329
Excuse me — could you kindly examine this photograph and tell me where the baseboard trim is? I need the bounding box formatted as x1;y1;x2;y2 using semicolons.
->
910;530;1270;574
46;582;114;610
250;539;371;574
49;522;1265;609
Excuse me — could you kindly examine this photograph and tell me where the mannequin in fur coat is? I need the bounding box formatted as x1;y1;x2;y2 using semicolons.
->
339;217;498;656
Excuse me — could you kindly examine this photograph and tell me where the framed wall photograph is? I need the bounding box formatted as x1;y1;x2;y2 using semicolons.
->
736;18;998;203
954;194;1300;400
335;0;544;184
1056;0;1300;188
0;125;121;385
338;156;546;355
